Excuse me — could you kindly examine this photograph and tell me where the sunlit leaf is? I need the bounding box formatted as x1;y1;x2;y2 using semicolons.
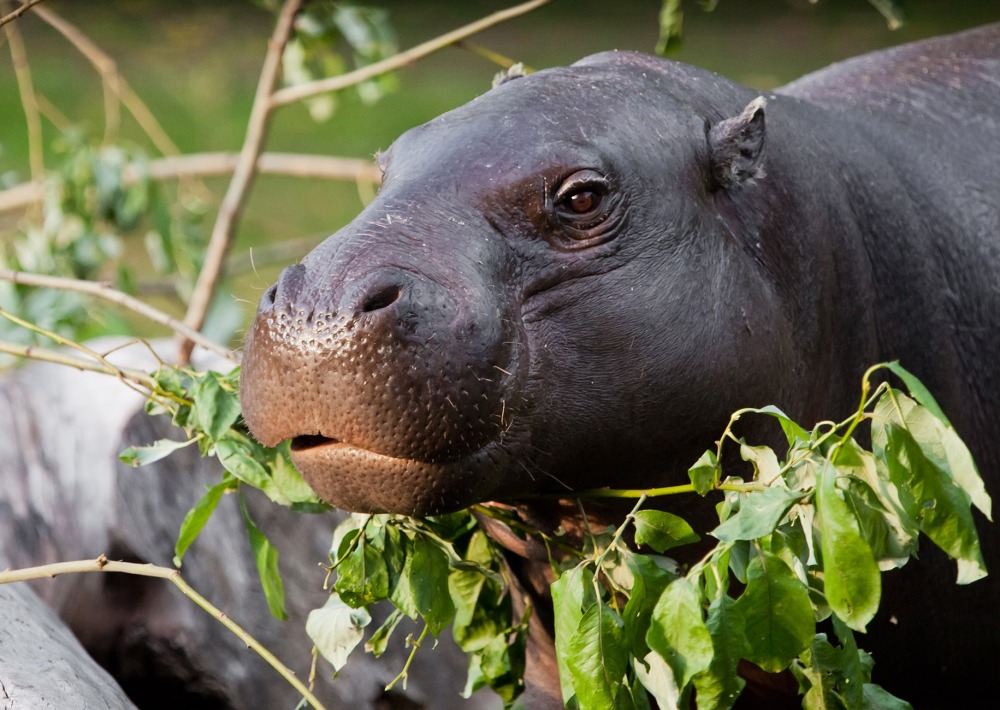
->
816;461;881;632
566;602;628;709
712;486;800;542
120;437;195;467
634;510;700;553
647;578;714;692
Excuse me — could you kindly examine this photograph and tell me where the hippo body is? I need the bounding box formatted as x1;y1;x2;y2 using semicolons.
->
241;24;1000;708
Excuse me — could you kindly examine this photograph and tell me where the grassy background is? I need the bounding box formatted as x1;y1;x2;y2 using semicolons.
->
2;0;998;340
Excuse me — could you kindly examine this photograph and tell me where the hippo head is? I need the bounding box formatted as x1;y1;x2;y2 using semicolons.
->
240;52;801;516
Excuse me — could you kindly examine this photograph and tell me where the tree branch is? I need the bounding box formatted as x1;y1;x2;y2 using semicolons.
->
0;0;44;28
0;556;329;710
179;0;303;363
0;270;240;364
29;3;180;157
0;152;379;213
0;340;157;388
3;0;44;194
269;0;553;108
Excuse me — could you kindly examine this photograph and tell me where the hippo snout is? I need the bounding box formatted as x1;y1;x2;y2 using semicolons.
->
240;246;526;515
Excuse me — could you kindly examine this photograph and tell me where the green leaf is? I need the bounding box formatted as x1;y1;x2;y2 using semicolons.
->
552;566;588;704
622;554;673;660
735;552;813;672
692;595;748;710
365;608;403;658
334;534;390;608
753;403;810;446
173;474;236;567
633;510;700;553
190;370;241;443
647;578;714;692
688;450;719;495
119;437;195;467
566;603;628;709
862;683;913;709
816;460;881;632
215;433;271;488
712;486;800;542
306;593;371;672
239;495;287;620
408;534;455;636
872;392;988;583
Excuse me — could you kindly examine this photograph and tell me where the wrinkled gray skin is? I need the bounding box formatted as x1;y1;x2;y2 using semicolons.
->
242;25;1000;708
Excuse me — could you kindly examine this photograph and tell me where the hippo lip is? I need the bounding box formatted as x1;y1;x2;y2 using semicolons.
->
288;432;476;465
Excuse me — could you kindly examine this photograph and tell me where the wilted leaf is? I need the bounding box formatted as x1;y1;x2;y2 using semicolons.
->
120;437;195;467
307;593;372;671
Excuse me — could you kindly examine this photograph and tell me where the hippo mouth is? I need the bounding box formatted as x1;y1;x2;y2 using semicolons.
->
278;428;526;516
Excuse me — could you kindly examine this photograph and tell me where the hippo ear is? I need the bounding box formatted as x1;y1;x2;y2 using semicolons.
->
707;97;767;190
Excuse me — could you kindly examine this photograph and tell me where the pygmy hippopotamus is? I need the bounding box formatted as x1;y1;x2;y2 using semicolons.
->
240;23;1000;708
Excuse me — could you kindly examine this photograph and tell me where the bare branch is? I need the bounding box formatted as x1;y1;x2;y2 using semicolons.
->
0;270;240;364
29;3;180;157
0;152;379;213
3;0;44;193
0;0;44;28
0;556;329;710
269;0;554;108
0;340;157;388
179;0;304;362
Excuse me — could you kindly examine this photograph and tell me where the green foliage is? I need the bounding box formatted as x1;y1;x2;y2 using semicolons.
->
0;134;207;352
118;356;988;707
282;1;399;121
298;363;986;708
656;0;904;55
120;364;328;618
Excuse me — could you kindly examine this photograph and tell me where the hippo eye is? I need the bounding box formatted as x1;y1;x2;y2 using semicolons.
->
554;170;611;222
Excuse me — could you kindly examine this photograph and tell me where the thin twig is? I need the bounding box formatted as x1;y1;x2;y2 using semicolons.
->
269;0;554;107
0;270;239;364
0;340;156;388
0;152;379;213
0;0;44;28
179;0;304;363
29;3;180;157
0;556;329;710
3;0;44;198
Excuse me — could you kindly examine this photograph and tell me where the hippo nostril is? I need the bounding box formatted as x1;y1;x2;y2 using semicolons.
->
361;284;402;313
261;283;278;308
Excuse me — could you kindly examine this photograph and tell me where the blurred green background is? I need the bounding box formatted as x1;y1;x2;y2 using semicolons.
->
2;0;998;342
